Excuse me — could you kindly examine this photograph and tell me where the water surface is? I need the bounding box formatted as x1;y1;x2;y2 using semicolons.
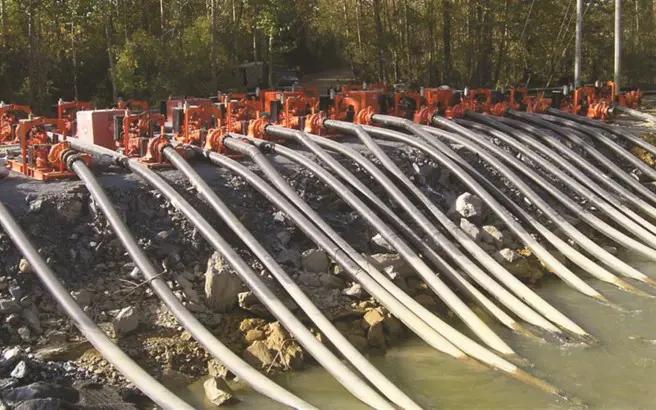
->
181;255;656;409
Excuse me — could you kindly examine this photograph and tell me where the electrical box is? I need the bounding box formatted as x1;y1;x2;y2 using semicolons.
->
76;109;124;150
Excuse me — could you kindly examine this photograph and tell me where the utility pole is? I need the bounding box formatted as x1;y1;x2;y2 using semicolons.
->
575;0;583;88
614;0;622;97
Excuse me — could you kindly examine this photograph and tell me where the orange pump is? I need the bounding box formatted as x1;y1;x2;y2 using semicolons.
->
118;111;182;167
7;117;89;180
331;90;384;122
0;104;32;144
58;99;92;137
175;101;223;146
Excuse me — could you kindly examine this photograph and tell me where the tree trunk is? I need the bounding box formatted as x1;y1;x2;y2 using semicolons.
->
105;12;118;102
372;0;386;81
494;0;510;85
268;33;273;88
443;0;452;84
355;0;363;54
210;0;216;89
27;0;35;105
160;0;165;44
71;24;78;100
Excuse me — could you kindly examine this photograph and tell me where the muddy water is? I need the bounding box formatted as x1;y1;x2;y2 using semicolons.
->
180;255;656;409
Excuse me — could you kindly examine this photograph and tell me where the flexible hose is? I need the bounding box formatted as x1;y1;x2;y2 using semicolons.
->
546;107;656;159
502;115;656;208
532;113;656;206
126;162;393;410
614;104;656;125
490;116;656;283
0;201;194;410
467;113;656;233
194;146;468;361
162;147;421;410
432;116;656;261
360;123;598;336
232;132;513;357
314;122;560;335
227;136;573;399
361;124;649;299
284;130;540;338
457;117;656;247
456;116;652;292
67;142;316;410
522;110;656;182
373;116;604;300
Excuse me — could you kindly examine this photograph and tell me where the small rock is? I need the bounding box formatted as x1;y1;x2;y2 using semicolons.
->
18;259;31;274
17;327;31;342
5;314;20;326
362;308;385;329
481;225;505;248
281;343;305;370
272;210;286;222
10;361;28;379
204;252;243;313
56;199;83;221
21;307;41;333
208;359;235;380
0;378;18;391
243;341;274;368
129;267;141;280
451;193;487;224
495;248;541;282
459;218;481;241
0;299;21;314
297;273;320;288
301;249;330;273
265;322;289;351
367;322;386;348
602;245;618;255
276;231;292;247
239;318;265;333
203;377;236;406
14;398;60;410
342;283;363;298
45;331;67;345
238;292;271;317
154;230;173;242
112;306;139;335
2;381;79;404
70;290;92;308
8;286;23;301
27;199;43;213
319;274;345;290
245;329;264;343
371;233;395;252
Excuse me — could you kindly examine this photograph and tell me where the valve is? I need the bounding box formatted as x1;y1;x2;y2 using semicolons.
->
248;117;269;140
355;107;376;125
304;112;326;135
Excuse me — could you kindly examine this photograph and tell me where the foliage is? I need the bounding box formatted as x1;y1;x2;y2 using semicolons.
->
0;0;654;112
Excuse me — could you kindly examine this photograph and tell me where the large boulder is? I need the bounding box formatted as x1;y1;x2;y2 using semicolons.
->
203;377;236;406
204;252;243;313
301;249;330;273
243;341;274;368
449;193;487;224
111;306;139;336
459;218;481;241
495;248;542;283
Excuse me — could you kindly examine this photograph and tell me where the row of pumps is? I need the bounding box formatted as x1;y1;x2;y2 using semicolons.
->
1;81;656;408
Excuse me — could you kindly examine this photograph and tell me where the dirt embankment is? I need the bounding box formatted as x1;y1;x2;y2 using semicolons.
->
0;140;621;408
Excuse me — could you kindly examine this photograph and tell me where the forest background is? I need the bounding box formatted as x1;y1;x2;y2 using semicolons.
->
1;0;654;112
